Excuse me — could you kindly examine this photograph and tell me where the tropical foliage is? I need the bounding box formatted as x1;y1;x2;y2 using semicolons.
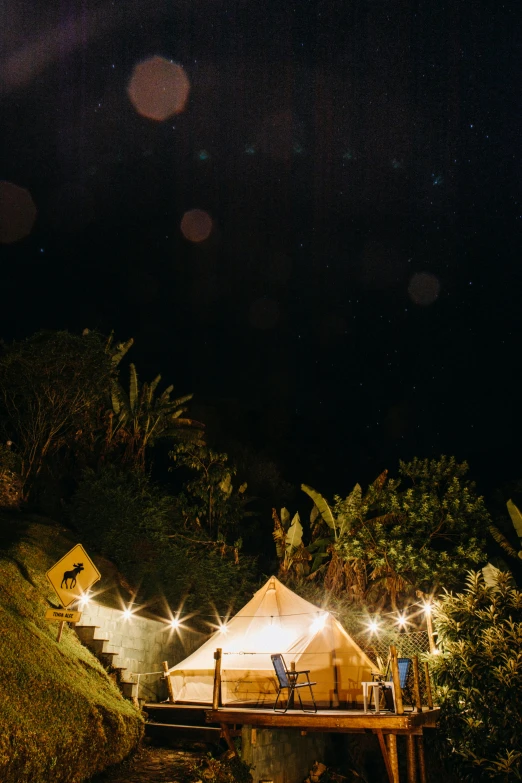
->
170;444;252;544
273;457;490;612
0;330;114;500
489;499;522;562
70;465;175;586
70;463;257;617
108;363;204;469
431;570;522;781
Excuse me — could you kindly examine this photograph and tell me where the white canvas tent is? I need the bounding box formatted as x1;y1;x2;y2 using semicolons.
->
167;576;374;707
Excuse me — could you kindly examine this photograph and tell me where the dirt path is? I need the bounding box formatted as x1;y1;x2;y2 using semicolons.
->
88;745;205;783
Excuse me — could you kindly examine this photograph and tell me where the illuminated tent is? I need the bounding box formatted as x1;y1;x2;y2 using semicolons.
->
167;575;374;707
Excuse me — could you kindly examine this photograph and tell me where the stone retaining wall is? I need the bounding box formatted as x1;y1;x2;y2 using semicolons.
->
77;600;199;702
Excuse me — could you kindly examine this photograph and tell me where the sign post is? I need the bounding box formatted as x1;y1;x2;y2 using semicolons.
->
46;544;101;643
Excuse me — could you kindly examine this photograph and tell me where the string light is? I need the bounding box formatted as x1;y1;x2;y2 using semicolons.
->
366;617;380;635
395;612;408;628
122;607;133;620
310;612;328;634
170;618;181;630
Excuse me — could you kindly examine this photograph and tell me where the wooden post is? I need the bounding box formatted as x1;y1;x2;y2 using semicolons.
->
386;733;400;783
425;608;437;654
220;722;238;756
406;734;417;783
390;645;404;715
376;729;394;783
213;648;222;710
289;660;296;709
56;621;65;643
412;656;422;713
423;661;433;709
163;661;175;703
416;735;427;783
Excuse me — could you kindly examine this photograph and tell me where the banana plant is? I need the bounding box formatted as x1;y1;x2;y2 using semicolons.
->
272;508;311;577
489;499;522;560
108;363;204;468
301;484;337;537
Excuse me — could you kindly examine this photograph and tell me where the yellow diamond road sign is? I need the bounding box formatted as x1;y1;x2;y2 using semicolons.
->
46;544;101;609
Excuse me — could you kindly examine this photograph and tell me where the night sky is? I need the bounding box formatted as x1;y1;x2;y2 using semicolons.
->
1;0;520;496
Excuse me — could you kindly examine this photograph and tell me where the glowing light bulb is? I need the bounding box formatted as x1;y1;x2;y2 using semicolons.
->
396;613;407;628
78;592;90;608
170;618;181;630
367;619;380;634
218;624;228;635
423;602;432;616
122;608;133;620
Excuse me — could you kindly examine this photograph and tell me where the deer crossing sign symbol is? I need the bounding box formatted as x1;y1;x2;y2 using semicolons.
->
46;545;101;609
61;563;84;589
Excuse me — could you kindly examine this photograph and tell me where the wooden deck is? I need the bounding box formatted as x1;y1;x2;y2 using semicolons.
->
206;706;439;782
206;705;439;732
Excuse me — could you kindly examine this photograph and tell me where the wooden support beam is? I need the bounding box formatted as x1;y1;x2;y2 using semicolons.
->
390;645;404;715
416;735;427;783
205;707;439;730
412;657;422;713
375;729;394;783
406;734;417;783
423;662;434;710
386;733;400;783
213;648;222;710
220;722;238;756
162;661;175;703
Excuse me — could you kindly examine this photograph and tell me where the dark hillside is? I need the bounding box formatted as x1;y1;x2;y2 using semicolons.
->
0;514;143;783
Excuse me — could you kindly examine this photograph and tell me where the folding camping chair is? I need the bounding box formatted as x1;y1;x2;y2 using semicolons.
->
271;654;318;714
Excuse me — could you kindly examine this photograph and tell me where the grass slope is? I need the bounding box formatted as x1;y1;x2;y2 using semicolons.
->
0;514;144;783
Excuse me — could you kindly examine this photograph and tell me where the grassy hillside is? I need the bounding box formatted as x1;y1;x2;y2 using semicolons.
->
0;513;144;783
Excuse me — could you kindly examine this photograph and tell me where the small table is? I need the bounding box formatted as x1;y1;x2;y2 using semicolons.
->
361;681;396;713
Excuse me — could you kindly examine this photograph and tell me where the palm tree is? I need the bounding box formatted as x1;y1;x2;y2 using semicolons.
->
108;364;204;469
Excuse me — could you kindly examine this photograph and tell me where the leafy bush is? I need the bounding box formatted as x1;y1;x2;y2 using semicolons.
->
0;330;114;501
189;752;253;783
335;456;489;610
0;443;22;508
70;465;257;619
431;571;522;781
70;465;174;586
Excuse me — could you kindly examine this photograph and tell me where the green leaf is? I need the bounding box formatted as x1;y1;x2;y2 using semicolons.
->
507;499;522;539
129;364;138;412
301;484;336;530
489;525;519;559
280;507;291;530
285;512;303;552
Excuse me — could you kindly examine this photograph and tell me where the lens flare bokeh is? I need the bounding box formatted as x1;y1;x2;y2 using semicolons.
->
127;56;190;121
0;181;37;244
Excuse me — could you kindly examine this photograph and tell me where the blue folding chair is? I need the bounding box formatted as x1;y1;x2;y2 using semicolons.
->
370;657;412;711
271;654;317;714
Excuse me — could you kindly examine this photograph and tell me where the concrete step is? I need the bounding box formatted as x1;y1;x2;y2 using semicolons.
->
99;650;119;667
121;680;138;699
75;625;99;643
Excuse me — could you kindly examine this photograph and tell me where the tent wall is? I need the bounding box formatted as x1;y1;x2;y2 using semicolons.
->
168;577;374;707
